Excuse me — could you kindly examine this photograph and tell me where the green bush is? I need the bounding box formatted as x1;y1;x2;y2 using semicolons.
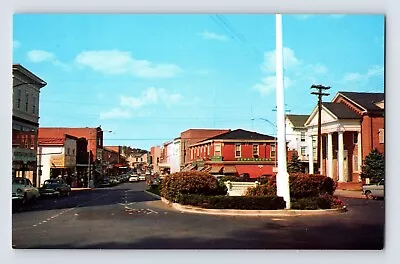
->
291;194;345;210
218;176;241;182
160;171;220;202
147;184;161;196
245;173;336;198
177;194;286;210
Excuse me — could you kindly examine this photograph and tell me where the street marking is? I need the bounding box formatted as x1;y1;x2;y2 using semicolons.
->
147;209;158;214
42;221;47;223
32;224;37;227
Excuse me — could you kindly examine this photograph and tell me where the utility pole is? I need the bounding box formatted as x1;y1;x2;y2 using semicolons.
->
310;84;330;174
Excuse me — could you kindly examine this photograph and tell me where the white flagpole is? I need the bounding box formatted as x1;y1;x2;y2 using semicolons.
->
275;14;291;209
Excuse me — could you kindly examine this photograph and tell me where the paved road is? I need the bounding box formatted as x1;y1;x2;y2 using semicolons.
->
12;182;384;249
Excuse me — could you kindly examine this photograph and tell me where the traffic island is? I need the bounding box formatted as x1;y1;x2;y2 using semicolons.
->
160;197;348;217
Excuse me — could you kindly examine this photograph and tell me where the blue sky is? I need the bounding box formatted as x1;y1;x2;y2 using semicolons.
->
13;14;384;150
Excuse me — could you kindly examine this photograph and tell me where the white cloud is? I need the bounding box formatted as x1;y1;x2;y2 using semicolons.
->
199;30;228;41
343;65;384;83
120;87;183;109
261;47;301;73
27;49;71;70
99;108;131;120
253;76;294;96
254;46;328;97
75;50;182;78
13;40;21;49
27;50;56;63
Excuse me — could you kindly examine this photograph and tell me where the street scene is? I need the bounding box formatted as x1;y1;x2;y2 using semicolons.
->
13;180;384;249
11;14;385;250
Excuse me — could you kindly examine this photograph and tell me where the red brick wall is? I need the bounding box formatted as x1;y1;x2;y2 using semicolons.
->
361;115;384;159
38;127;101;161
181;129;230;165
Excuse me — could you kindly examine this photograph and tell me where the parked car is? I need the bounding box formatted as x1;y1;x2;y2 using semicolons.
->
12;177;40;204
129;175;139;182
362;179;384;200
39;179;71;197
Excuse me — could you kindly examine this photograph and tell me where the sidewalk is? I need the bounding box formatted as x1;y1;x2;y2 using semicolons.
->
71;187;93;192
334;189;365;199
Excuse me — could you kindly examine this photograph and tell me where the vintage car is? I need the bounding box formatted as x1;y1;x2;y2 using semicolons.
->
362;179;384;200
39;179;71;197
129;175;139;182
12;177;40;204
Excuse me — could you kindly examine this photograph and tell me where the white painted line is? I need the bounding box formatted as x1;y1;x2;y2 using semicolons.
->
129;213;133;215
47;218;51;221
75;213;79;216
42;221;47;223
38;222;42;225
147;209;158;214
32;224;37;227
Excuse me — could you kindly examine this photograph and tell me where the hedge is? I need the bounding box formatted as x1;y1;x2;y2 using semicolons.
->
291;194;345;210
160;171;224;202
177;194;286;210
245;173;336;198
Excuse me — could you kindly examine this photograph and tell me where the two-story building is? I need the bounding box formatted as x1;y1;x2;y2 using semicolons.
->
37;134;77;186
285;114;316;173
12;64;47;187
188;129;277;179
305;91;384;189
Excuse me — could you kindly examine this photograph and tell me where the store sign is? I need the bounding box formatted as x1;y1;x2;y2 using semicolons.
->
50;155;65;167
97;149;103;161
12;148;36;163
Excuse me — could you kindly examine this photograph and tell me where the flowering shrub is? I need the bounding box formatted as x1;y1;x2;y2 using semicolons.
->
160;171;222;202
245;173;336;198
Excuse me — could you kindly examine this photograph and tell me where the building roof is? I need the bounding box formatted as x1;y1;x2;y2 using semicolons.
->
322;102;362;119
200;129;275;142
338;91;384;112
13;64;47;87
38;134;77;146
286;114;309;128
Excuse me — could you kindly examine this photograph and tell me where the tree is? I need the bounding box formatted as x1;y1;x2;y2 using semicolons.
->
361;149;385;183
287;152;303;173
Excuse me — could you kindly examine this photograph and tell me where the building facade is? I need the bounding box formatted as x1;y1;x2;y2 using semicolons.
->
187;129;277;179
12;64;47;187
305;91;384;188
180;128;231;169
149;146;162;173
37;134;77;186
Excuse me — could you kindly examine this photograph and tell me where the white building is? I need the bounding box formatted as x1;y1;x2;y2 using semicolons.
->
37;134;77;186
285;114;317;172
167;137;181;173
12;64;47;186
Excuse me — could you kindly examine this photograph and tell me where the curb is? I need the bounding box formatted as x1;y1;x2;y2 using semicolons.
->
160;198;347;217
71;188;94;192
144;190;162;199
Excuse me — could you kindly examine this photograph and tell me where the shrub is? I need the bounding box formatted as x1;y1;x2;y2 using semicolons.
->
160;171;220;202
245;173;336;198
147;184;161;196
218;175;242;182
291;194;344;210
177;194;286;210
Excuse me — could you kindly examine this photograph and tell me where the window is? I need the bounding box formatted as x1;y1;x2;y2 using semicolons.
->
156;157;159;164
353;155;359;172
313;147;317;159
353;132;358;144
32;96;36;114
72;149;75;155
17;89;21;108
67;148;70;155
270;144;276;157
214;144;221;156
252;144;259;157
301;132;306;142
235;144;241;157
301;146;306;156
379;129;384;144
25;93;29;112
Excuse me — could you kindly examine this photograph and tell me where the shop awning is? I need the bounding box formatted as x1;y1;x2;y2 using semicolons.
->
209;166;223;174
223;165;237;174
202;166;211;172
182;164;196;172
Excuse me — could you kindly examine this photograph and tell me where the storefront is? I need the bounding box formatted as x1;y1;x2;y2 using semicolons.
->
12;147;37;185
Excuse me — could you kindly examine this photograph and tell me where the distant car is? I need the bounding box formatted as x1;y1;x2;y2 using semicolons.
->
138;175;146;181
362;179;384;200
39;179;71;197
129;175;139;182
12;177;40;204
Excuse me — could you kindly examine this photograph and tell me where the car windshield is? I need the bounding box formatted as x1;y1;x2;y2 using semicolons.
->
43;180;62;186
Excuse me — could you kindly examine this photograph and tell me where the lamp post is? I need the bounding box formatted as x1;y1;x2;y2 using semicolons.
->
250;117;277;169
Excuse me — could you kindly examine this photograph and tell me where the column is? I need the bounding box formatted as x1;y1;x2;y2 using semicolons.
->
320;135;324;175
357;131;362;180
338;130;344;182
327;133;333;178
308;134;314;174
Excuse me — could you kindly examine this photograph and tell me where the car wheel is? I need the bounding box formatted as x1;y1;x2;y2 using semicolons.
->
365;191;374;200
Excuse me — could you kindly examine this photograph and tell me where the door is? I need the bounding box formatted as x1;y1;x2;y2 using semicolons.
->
343;150;348;182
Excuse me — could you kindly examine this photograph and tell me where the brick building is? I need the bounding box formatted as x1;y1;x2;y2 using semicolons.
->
180;128;231;169
187;129;277;179
12;64;47;187
305;91;384;188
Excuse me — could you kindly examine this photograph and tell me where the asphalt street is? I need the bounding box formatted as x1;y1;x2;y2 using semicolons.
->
12;182;385;250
